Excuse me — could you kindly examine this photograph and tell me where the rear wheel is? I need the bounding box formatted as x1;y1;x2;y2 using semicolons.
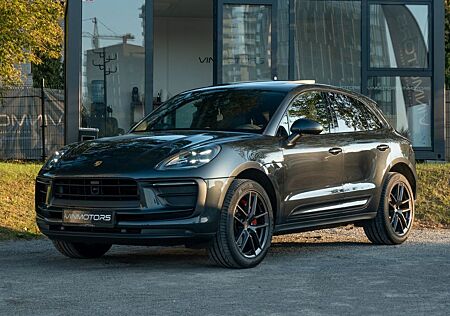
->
364;172;414;245
52;240;112;259
208;179;274;268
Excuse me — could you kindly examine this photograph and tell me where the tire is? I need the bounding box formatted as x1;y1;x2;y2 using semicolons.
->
208;179;274;268
364;172;415;245
52;240;112;259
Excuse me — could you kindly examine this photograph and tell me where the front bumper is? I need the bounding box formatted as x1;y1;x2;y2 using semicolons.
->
35;176;232;245
36;216;217;245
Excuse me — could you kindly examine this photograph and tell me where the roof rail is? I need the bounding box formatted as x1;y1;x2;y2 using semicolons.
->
292;80;316;84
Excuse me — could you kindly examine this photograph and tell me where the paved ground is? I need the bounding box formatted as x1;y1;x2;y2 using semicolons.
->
0;227;449;316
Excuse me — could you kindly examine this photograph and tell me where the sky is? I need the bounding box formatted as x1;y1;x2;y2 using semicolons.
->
82;0;145;51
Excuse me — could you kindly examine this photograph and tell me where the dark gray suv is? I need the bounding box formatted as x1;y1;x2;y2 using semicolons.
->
36;82;417;268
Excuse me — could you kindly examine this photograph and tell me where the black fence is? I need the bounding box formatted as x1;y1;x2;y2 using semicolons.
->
0;85;64;161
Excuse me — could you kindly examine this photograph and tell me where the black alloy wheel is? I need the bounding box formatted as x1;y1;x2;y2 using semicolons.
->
208;179;274;268
388;181;413;237
233;191;270;258
364;172;415;245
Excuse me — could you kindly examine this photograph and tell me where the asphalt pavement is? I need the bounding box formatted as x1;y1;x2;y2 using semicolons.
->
1;227;449;316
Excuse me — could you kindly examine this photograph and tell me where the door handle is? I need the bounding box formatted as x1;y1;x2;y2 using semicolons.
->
328;147;343;155
377;144;390;152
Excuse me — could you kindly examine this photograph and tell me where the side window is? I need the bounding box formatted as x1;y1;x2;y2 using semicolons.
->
325;92;380;133
285;91;332;134
277;114;289;137
362;104;384;131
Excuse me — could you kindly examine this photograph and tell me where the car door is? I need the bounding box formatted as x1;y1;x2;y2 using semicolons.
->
281;90;346;222
324;91;388;208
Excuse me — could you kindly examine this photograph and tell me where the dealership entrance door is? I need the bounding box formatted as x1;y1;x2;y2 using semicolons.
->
153;0;213;103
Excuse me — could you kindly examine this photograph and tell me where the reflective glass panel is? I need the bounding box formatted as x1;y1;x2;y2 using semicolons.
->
367;77;432;148
370;5;429;68
222;5;272;83
277;0;289;80
82;0;145;137
293;1;361;91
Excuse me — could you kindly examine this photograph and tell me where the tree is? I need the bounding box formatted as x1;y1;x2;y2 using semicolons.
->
0;0;64;86
446;0;450;87
32;55;64;89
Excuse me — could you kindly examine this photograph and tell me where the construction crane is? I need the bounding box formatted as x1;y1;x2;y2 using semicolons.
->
82;17;135;49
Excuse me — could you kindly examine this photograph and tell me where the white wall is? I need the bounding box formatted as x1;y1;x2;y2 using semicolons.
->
154;17;213;99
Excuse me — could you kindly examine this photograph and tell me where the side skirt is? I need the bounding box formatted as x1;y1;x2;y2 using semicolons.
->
273;212;377;235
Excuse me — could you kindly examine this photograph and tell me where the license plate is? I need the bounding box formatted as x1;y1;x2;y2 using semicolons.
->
63;210;114;227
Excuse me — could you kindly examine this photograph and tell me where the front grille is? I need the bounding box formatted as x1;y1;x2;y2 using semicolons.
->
52;178;139;202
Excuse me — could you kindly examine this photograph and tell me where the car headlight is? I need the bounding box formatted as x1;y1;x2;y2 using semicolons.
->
42;148;69;171
157;145;221;170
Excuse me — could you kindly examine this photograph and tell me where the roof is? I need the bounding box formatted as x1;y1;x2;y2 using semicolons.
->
184;81;376;105
188;81;306;93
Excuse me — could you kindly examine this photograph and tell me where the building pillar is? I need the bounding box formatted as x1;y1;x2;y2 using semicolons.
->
144;0;153;115
64;0;82;144
434;0;446;160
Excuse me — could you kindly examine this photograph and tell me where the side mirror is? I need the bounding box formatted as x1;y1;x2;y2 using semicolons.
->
291;118;323;135
286;118;323;146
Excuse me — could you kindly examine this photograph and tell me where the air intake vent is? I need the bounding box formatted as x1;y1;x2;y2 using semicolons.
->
35;179;49;206
152;182;198;208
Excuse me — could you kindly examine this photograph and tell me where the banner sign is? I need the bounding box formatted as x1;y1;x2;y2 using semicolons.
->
383;5;431;147
0;87;64;160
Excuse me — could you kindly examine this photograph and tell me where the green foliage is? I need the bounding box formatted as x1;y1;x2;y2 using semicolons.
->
416;163;450;228
0;162;42;240
31;55;64;89
0;0;65;86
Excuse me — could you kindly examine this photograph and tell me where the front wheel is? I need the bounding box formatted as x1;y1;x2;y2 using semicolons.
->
364;172;415;245
52;240;112;259
208;179;274;268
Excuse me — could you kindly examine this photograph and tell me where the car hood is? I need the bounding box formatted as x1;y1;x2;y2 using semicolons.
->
49;131;256;175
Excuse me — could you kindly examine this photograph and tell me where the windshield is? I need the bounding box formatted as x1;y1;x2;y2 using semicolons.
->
132;89;287;133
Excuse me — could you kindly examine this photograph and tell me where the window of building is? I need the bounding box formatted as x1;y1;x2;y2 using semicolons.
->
369;4;430;69
277;0;289;80
367;77;432;148
222;5;273;83
81;0;145;137
293;0;362;92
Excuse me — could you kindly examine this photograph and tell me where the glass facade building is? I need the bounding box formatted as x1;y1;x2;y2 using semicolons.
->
64;0;445;160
